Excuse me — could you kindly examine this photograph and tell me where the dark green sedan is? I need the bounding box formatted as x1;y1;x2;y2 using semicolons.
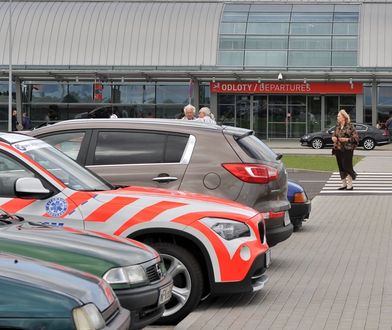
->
0;210;172;330
0;252;130;329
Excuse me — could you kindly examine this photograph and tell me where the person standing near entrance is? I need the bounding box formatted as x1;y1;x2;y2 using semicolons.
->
197;107;216;124
11;109;18;131
182;104;196;120
332;109;359;190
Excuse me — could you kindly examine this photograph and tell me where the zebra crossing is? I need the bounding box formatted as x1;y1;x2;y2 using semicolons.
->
321;172;392;194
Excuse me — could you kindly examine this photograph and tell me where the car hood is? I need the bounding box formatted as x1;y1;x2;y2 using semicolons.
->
0;221;158;277
92;186;260;223
0;253;114;311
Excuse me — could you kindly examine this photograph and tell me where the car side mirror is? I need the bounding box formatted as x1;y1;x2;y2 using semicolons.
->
15;177;53;199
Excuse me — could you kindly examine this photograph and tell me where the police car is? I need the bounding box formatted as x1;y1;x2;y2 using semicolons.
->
0;133;270;325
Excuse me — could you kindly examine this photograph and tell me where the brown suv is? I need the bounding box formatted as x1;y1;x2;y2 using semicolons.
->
28;119;292;246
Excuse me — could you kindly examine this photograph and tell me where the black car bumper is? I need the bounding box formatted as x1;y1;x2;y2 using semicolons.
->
211;252;270;295
289;200;311;227
265;212;293;247
115;275;173;330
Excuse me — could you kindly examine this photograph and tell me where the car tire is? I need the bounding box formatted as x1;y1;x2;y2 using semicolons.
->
362;137;375;150
149;242;204;325
311;138;324;149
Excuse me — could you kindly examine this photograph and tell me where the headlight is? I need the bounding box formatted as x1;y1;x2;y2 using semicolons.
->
73;303;105;330
202;218;250;240
103;265;148;285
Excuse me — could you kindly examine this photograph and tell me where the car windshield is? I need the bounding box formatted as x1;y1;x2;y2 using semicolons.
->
12;139;112;191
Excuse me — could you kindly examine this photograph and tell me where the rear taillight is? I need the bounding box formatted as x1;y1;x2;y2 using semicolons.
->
222;163;279;184
383;130;389;136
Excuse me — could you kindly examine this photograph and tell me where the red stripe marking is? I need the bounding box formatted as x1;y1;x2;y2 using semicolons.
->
171;211;250;226
0;199;36;214
85;196;138;222
113;186;255;212
114;201;187;236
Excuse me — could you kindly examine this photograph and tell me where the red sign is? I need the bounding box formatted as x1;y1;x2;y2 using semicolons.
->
210;81;363;95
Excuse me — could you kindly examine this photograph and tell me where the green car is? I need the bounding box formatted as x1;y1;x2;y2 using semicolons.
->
0;210;172;330
0;252;130;329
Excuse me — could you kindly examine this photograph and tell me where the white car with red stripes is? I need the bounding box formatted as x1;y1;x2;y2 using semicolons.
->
0;133;270;325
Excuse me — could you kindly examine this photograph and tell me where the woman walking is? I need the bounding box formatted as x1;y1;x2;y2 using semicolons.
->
332;109;359;190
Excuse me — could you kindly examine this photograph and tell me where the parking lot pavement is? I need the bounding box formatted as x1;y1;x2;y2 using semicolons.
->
177;194;392;329
146;140;392;329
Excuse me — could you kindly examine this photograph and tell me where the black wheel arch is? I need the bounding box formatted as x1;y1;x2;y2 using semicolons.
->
129;228;214;297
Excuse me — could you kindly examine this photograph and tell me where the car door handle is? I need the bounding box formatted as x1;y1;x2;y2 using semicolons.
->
152;176;178;183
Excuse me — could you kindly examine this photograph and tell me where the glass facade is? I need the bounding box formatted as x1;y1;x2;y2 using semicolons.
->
22;82;190;127
217;93;356;139
218;4;359;68
0;84;16;131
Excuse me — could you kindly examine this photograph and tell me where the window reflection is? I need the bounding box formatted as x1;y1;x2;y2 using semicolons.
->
218;3;358;67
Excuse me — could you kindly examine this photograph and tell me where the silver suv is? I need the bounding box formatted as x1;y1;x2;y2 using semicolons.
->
29;119;292;246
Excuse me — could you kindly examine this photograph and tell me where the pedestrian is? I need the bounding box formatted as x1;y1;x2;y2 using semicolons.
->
182;104;196;120
22;112;32;130
331;109;359;190
385;112;392;136
11;109;18;131
197;107;216;124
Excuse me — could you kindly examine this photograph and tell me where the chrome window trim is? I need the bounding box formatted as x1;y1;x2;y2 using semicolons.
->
180;134;196;164
86;134;196;167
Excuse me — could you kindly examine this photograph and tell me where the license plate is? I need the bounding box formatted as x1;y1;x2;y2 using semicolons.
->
158;284;173;305
284;212;291;226
265;249;271;268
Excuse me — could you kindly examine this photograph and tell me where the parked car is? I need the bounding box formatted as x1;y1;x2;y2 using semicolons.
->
0;209;172;330
287;180;311;231
0;132;270;325
28;118;292;247
300;123;390;150
0;252;130;330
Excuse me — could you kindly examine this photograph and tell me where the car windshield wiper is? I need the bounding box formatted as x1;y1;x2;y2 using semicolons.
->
77;189;107;192
0;212;24;224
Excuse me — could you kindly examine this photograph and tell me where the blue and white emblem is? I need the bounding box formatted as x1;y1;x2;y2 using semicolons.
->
45;198;68;217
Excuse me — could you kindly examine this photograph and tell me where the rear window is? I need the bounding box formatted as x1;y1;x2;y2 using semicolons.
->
237;135;278;161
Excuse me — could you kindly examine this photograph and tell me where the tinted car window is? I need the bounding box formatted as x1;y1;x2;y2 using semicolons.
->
237;135;278;161
166;135;189;163
41;132;85;160
94;131;189;165
354;124;366;131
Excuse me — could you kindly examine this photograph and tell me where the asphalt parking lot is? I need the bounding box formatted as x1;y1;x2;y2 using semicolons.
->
152;140;392;330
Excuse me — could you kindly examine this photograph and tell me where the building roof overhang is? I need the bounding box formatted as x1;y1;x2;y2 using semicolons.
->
1;66;391;83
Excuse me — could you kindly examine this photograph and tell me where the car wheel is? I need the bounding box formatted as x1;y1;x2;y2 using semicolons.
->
149;242;204;325
362;138;375;150
311;138;324;149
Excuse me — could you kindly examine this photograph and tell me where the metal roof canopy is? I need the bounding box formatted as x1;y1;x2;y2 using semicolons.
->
1;66;392;83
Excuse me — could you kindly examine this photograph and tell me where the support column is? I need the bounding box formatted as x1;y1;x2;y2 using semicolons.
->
321;95;325;130
210;92;218;120
15;78;22;127
356;93;363;123
192;79;199;110
371;79;377;126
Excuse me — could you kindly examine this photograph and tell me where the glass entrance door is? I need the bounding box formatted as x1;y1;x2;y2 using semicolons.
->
235;95;251;129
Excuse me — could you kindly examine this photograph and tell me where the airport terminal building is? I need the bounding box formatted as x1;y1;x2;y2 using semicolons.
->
1;0;392;138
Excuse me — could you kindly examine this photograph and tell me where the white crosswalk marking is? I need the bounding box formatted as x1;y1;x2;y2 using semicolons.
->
321;172;392;194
